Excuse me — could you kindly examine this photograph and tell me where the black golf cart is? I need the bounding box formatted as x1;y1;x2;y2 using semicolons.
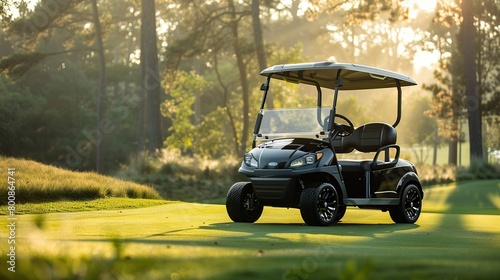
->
226;62;423;226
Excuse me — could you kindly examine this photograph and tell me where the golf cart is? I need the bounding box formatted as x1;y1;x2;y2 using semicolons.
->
226;62;423;226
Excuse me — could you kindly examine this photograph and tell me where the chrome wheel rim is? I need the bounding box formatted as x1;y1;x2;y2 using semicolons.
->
404;188;421;220
317;187;337;222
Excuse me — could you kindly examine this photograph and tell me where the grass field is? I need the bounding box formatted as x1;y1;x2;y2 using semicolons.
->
1;180;499;279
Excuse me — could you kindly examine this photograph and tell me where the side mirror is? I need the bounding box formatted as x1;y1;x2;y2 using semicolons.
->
260;83;269;91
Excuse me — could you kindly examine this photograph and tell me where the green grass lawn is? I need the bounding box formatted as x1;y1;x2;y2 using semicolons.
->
1;180;499;279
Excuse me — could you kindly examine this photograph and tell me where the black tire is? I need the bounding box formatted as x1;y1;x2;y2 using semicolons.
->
300;183;340;226
389;184;422;224
226;182;263;223
335;205;347;222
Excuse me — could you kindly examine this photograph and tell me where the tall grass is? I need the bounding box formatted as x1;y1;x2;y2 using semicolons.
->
116;149;245;202
0;156;161;204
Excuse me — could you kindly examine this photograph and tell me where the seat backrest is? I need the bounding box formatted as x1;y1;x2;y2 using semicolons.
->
333;122;397;153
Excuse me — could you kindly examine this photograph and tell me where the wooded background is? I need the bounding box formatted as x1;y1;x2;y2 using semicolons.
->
0;0;498;173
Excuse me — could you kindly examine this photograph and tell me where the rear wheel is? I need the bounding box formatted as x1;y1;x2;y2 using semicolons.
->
335;205;347;222
389;184;422;223
226;182;263;223
300;183;339;226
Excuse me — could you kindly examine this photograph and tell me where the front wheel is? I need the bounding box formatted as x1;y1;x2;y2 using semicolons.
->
300;183;340;226
389;184;422;223
226;182;263;223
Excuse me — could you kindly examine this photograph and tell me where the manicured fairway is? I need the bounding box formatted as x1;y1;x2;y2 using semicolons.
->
1;198;500;279
1;180;499;279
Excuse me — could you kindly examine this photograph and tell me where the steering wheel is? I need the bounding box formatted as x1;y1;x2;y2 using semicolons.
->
333;113;355;137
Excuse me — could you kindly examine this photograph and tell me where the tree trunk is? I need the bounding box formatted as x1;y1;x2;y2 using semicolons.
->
138;20;145;154
141;0;163;155
251;0;274;109
432;133;438;166
461;0;483;161
448;138;457;166
91;0;106;173
448;114;458;166
229;0;250;154
252;0;266;71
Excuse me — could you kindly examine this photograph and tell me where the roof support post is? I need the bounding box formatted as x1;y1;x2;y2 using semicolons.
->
393;79;402;128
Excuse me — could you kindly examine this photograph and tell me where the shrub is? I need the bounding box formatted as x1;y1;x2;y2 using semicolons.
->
457;160;500;181
116;149;245;202
419;161;500;187
416;164;456;186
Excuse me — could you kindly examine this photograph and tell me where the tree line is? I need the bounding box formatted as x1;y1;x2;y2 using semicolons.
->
0;0;498;173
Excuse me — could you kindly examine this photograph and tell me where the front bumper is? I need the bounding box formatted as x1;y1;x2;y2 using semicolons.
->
240;165;341;208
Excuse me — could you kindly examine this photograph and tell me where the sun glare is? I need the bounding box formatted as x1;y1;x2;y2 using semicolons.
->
413;50;440;72
413;0;438;13
406;0;438;19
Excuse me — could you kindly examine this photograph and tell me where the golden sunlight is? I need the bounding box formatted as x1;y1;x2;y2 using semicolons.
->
413;0;438;13
407;0;438;19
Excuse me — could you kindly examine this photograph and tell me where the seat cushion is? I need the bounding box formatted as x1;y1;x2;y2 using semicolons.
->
333;122;396;153
355;123;397;152
339;160;376;172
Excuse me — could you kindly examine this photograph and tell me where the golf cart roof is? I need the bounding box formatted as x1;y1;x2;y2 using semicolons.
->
260;61;417;90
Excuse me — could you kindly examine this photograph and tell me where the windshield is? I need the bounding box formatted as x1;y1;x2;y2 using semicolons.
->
257;107;332;140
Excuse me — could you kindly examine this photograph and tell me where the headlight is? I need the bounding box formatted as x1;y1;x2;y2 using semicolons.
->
290;153;323;168
244;153;258;167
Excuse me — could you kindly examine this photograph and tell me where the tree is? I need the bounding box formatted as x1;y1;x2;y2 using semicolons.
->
399;94;442;165
251;0;274;109
228;0;251;154
461;0;482;161
1;0;113;171
426;0;498;164
140;0;163;155
251;0;267;71
0;0;11;22
91;0;107;172
0;0;145;172
304;0;419;73
162;71;208;153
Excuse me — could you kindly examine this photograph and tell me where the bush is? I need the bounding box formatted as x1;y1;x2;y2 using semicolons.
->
417;164;456;186
116;149;245;202
419;160;500;187
457;160;500;181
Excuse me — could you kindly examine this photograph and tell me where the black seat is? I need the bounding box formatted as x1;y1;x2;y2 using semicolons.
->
333;122;397;153
333;123;400;171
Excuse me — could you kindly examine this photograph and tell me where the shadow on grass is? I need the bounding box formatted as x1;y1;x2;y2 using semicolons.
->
199;221;419;239
445;180;500;214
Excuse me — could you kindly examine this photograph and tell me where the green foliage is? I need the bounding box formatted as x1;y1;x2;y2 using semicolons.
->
0;0;497;174
0;52;46;77
398;93;441;146
457;160;500;181
336;95;370;127
418;161;500;186
162;71;209;154
0;156;161;204
0;75;45;155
